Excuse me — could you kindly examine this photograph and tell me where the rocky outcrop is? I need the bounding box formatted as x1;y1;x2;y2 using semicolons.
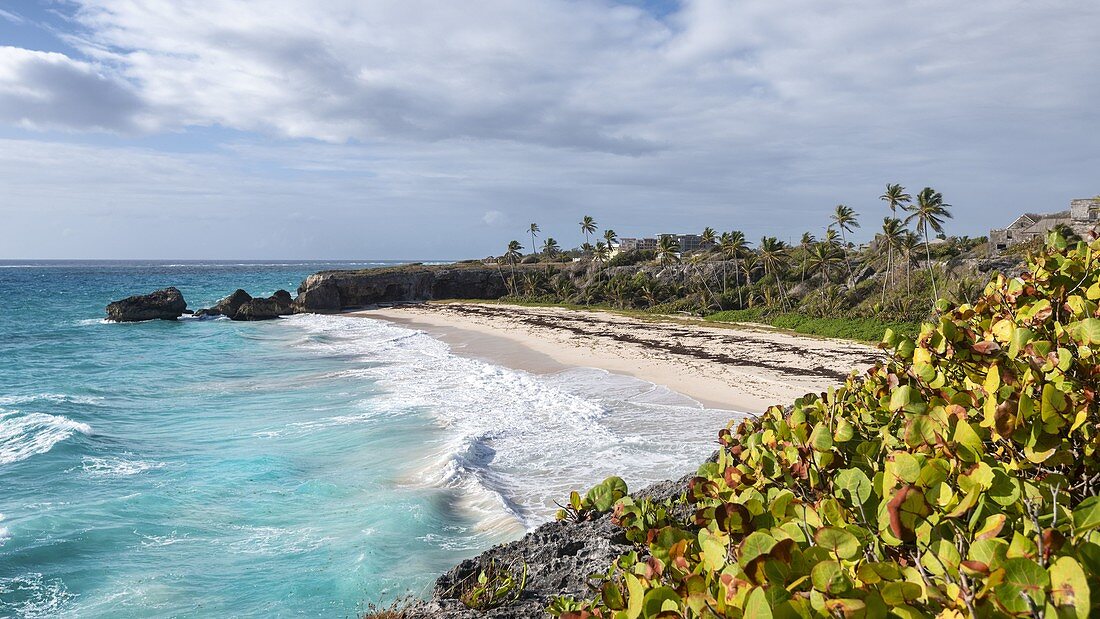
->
400;474;691;618
105;287;187;322
295;264;515;312
234;290;294;321
193;289;252;318
193;289;294;320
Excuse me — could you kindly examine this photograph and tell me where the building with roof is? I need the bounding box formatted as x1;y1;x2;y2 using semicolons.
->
990;198;1100;251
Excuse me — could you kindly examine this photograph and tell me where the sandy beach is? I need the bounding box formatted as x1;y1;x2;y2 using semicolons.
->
351;302;886;414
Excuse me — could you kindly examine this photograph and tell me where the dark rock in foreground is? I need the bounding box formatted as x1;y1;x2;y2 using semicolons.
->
105;287;187;322
400;475;691;618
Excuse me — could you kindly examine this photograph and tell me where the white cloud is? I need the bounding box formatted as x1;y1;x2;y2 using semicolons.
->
0;0;1098;258
0;46;145;131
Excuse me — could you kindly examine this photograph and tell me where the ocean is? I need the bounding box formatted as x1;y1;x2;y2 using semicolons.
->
0;261;738;618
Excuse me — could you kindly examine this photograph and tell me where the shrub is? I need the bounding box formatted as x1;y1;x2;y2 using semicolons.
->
453;559;528;611
550;233;1100;618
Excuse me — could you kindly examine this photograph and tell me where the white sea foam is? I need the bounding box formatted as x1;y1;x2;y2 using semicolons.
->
0;573;76;618
0;410;93;466
0;513;9;548
282;314;744;536
0;393;104;407
81;456;164;478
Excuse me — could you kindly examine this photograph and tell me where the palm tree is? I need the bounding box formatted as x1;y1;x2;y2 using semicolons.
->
701;227;717;252
527;223;540;259
718;231;747;303
880;183;911;216
823;227;842;247
806;242;843;305
878;217;905;305
592;241;610;282
579;216;597;249
603;229;618;249
542;237;561;259
799;232;816;284
830;204;859;281
758;236;791;308
899;231;920;296
504;240;523;295
904;187;953;302
656;235;681;266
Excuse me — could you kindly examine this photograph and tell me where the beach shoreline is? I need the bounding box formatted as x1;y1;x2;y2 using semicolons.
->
350;302;885;414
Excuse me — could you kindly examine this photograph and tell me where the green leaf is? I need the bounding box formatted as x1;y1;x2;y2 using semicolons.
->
743;586;773;619
834;468;873;505
641;586;681;618
809;422;833;452
1074;496;1100;535
811;560;851;595
1049;556;1090;618
698;527;728;572
995;558;1049;615
1067;317;1100;345
739;531;777;567
815;527;861;560
889;385;912;412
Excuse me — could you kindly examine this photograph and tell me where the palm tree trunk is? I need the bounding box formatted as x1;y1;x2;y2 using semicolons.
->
841;230;852;283
880;246;892;306
924;222;938;302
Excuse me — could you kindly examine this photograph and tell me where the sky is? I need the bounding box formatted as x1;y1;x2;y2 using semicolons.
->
0;1;1098;260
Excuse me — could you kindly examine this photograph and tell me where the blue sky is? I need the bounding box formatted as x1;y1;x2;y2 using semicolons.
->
0;0;1098;259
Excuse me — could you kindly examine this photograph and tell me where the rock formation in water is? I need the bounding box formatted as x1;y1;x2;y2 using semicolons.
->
234;290;294;320
105;287;188;322
193;289;252;318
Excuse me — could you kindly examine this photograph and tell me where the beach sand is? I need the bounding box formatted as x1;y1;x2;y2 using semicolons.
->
350;302;886;414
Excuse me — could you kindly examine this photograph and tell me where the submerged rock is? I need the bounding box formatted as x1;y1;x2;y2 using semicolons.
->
105;287;187;322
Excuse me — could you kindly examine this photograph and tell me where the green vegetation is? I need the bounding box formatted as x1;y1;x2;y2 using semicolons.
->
491;187;991;343
557;476;630;522
547;233;1100;618
705;310;921;343
453;559;528;611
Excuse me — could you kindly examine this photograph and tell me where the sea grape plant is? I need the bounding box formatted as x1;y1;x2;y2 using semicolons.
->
549;233;1100;618
557;476;630;522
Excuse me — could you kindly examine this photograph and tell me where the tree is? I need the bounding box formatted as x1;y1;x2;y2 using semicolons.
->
878;217;905;305
830;204;859;281
806;241;843;305
758;236;791;309
904;187;953;302
879;183;911;215
798;232;816;284
656;235;681;266
603;229;617;249
899;230;920;296
593;241;610;282
542;237;561;259
579;216;597;249
504;240;523;295
701;227;717;251
528;223;540;259
718;230;747;304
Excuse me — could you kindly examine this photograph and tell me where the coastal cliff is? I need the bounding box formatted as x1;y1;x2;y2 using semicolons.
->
295;263;520;312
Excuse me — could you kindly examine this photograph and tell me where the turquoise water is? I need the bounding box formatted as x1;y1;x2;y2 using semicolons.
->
0;261;740;618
